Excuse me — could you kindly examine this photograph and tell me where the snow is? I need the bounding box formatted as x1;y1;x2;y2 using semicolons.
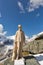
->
33;53;43;65
6;45;13;50
14;58;25;65
38;32;43;36
28;31;43;42
39;61;43;65
7;35;15;40
7;31;43;43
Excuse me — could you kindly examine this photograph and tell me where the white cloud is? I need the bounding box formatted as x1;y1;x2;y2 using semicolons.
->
17;1;25;13
0;13;2;18
0;24;3;33
0;24;7;35
7;35;15;40
27;0;43;12
3;31;7;35
17;0;43;13
28;7;34;12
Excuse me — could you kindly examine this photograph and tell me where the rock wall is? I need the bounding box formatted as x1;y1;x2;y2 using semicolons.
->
23;39;43;54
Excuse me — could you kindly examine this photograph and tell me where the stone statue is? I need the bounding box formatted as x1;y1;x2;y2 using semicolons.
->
12;25;25;61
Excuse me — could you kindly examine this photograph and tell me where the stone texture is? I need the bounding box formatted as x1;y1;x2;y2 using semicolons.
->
14;58;25;65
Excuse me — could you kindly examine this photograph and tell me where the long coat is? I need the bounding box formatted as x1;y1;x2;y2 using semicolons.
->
13;30;25;59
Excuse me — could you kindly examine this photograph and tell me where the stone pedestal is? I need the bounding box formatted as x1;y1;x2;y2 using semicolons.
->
14;58;25;65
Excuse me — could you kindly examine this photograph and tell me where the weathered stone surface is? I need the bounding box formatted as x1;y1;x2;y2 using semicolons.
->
14;58;25;65
4;56;40;65
23;39;43;53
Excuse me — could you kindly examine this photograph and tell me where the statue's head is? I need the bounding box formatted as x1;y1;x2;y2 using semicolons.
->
18;25;22;30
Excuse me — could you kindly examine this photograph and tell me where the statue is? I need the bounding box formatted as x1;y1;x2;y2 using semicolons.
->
12;25;25;61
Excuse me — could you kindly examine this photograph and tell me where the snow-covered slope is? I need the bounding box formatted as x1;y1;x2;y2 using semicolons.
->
28;32;43;42
25;35;29;43
7;35;15;40
33;53;43;65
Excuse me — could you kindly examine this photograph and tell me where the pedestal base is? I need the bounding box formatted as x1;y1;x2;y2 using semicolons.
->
14;58;25;65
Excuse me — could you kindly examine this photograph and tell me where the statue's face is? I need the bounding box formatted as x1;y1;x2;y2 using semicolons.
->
18;25;22;30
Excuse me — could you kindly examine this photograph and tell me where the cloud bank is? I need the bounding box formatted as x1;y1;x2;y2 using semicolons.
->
17;0;43;13
28;0;43;12
0;24;7;35
18;1;25;13
0;24;3;33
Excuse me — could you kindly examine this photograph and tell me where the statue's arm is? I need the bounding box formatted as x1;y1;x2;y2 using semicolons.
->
23;31;25;44
15;31;17;43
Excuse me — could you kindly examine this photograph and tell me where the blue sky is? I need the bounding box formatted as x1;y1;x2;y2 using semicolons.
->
0;0;43;37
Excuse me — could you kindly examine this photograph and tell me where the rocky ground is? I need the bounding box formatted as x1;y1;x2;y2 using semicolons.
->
3;56;40;65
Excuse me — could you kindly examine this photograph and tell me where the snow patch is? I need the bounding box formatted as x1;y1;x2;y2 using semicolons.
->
33;53;43;65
